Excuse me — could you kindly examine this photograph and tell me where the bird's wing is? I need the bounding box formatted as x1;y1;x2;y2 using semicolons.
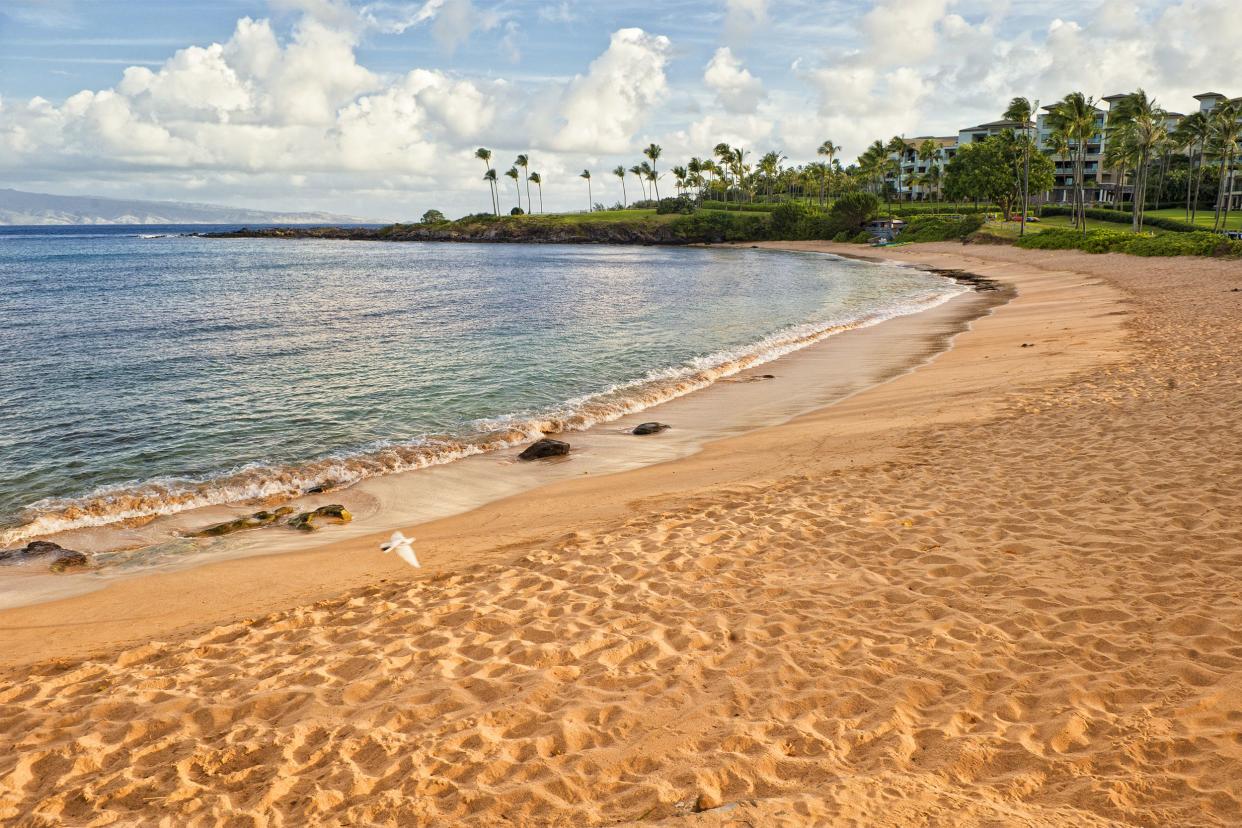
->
396;546;421;568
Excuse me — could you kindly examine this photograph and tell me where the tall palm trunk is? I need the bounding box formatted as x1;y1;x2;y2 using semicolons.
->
1192;145;1206;224
1184;148;1195;221
1214;155;1229;230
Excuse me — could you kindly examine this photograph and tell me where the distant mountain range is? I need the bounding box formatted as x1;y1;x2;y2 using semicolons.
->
0;188;372;226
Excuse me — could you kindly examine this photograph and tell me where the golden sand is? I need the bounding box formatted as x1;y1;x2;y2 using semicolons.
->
1;242;1240;826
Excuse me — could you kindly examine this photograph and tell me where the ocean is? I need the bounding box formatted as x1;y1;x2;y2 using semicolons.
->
0;226;965;548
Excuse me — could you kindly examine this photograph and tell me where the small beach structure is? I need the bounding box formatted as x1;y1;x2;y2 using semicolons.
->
864;218;906;243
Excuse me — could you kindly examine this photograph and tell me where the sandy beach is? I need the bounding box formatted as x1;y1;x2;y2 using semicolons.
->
2;242;1241;826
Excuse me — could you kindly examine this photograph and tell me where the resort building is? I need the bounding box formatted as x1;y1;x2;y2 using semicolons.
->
881;91;1237;210
1196;93;1242;211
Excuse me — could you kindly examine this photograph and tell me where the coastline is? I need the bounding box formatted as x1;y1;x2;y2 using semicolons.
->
0;243;1119;664
13;242;1242;825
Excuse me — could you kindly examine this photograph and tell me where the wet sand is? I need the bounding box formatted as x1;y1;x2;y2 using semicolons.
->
3;242;1241;826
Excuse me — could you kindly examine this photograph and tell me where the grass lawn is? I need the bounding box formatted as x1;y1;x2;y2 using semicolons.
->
974;215;1164;241
1141;207;1242;231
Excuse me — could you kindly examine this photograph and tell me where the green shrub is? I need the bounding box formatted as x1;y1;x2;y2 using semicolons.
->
656;196;696;215
669;211;769;242
1016;228;1242;257
699;200;781;213
510;207;525;216
832;230;851;242
850;230;871;244
831;192;881;230
899;214;984;242
891;203;998;217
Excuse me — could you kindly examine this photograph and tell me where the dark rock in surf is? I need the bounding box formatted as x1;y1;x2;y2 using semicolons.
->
49;551;89;573
191;506;296;537
518;439;570;460
632;422;670;435
304;481;339;494
288;504;353;532
0;541;91;573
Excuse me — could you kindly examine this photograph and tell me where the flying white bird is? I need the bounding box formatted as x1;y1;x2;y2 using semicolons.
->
381;531;421;568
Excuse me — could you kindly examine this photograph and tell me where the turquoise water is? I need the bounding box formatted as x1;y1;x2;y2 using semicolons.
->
0;227;963;544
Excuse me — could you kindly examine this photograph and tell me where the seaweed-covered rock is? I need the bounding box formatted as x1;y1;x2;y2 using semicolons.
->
288;504;353;532
191;506;296;537
0;541;91;573
49;551;89;573
518;439;570;461
632;422;670;435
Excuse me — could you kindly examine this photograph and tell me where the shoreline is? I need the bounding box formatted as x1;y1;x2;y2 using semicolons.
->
0;252;981;611
0;243;1125;666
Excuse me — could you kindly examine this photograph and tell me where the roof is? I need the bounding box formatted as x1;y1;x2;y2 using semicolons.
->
1102;93;1129;102
962;119;1034;131
1194;92;1227;100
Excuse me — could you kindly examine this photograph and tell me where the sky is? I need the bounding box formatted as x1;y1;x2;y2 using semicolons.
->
1;0;1238;220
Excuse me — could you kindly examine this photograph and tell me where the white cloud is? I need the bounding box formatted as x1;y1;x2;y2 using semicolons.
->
547;28;670;154
724;0;767;38
704;47;764;114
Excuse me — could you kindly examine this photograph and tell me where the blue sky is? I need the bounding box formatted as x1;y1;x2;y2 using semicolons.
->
1;0;1237;219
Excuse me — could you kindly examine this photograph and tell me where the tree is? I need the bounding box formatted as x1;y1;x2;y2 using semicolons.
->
1207;101;1241;231
944;133;1053;218
672;164;688;196
714;143;733;206
886;136;907;202
579;169;593;211
644;143;663;200
1108;89;1166;231
482;168;498;214
1172;111;1210;222
687;157;703;201
421;209;446;223
475;147;498;215
504;166;521;212
528;171;543;213
1046;92;1101;235
817;140;838;203
1003;96;1036;233
629;164;647;200
515;153;531;214
612;165;628;207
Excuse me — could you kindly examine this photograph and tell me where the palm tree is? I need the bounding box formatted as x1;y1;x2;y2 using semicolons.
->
629;164;647;201
686;158;703;201
817;140;838;203
475;147;497;215
528;171;544;213
714;143;733;207
1004;96;1036;232
1207;101;1241;231
580;169;593;212
515;153;531;214
1102;132;1137;216
1043;129;1074;215
1109;90;1167;231
1046;92;1101;234
885;136;907;202
643;143;663;200
915;138;940;204
1173;111;1209;222
482;168;498;214
612;165;628;207
504;166;521;212
672;165;688;196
